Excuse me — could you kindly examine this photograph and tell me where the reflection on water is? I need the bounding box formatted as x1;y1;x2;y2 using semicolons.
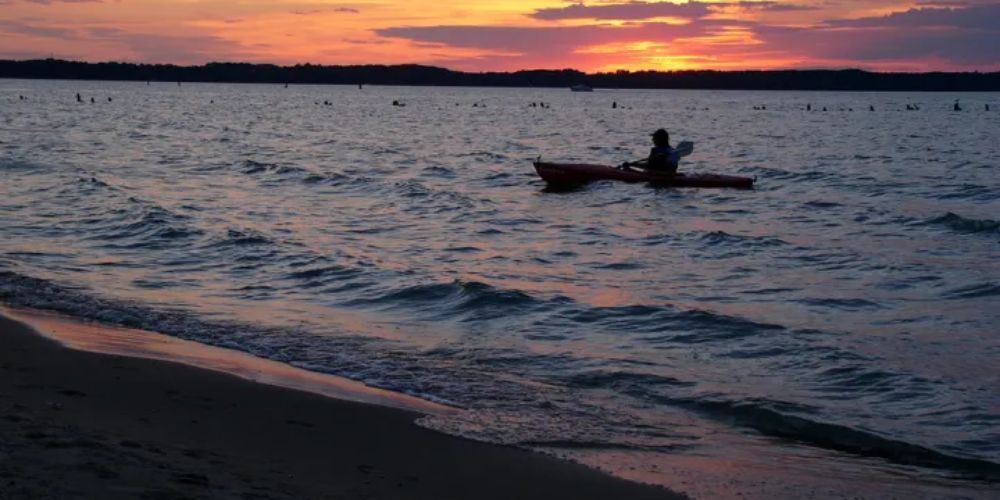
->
1;80;998;498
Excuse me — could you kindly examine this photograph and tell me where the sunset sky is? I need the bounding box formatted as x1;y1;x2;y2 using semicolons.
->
1;1;998;72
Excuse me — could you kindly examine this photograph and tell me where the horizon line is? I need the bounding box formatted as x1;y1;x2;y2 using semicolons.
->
5;58;1000;76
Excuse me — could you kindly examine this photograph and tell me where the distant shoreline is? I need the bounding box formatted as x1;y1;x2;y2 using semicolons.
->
2;59;999;91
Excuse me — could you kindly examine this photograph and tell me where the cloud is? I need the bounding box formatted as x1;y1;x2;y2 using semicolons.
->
914;0;999;5
531;1;713;21
22;0;102;4
0;19;77;38
528;1;816;21
342;37;391;45
377;20;736;53
733;1;818;11
826;3;1000;29
292;7;360;15
0;19;250;64
100;31;252;63
756;3;1000;65
379;2;1000;70
757;24;1000;65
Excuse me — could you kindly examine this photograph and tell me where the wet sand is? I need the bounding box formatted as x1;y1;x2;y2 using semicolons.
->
0;312;682;499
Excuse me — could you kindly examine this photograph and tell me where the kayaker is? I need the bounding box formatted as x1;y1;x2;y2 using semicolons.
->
621;128;678;174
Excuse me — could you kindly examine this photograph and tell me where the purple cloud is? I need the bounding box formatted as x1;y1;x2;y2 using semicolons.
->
756;3;1000;65
531;1;713;20
733;1;818;11
529;1;817;21
377;20;737;53
826;3;1000;29
379;2;1000;69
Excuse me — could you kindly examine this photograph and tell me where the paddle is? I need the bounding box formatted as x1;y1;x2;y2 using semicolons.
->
675;141;694;157
620;141;694;168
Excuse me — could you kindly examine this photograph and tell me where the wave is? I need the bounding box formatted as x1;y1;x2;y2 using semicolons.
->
455;151;510;161
923;212;1000;235
0;270;553;429
752;166;837;182
561;366;1000;479
555;303;786;342
0;158;53;172
670;396;1000;480
240;160;309;176
697;230;787;248
804;200;843;209
551;367;1000;479
97;206;202;244
344;279;788;343
933;184;998;202
942;282;1000;300
561;370;697;390
63;185;204;249
421;165;456;178
2;270;996;481
342;280;551;321
240;160;357;187
391;180;480;209
213;228;273;247
794;297;884;310
286;264;361;281
302;172;350;185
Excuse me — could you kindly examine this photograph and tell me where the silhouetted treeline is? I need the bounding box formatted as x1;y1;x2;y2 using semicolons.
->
2;59;999;91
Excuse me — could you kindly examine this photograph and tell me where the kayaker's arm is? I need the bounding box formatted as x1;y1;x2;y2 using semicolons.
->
620;159;648;170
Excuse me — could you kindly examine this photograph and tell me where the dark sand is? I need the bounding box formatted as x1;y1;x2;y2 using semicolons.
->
0;313;683;499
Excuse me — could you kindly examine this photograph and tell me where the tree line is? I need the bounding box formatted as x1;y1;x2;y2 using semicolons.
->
2;59;998;91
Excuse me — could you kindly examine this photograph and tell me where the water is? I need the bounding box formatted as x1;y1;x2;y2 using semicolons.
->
1;79;998;498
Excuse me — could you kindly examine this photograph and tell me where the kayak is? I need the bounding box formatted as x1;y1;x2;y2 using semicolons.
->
534;161;754;189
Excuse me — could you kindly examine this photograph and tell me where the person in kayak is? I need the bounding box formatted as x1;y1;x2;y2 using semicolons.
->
621;128;679;174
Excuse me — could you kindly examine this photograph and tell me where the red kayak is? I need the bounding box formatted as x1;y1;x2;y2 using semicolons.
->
534;161;754;189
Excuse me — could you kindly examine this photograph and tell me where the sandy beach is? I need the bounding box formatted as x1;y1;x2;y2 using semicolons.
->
0;312;681;499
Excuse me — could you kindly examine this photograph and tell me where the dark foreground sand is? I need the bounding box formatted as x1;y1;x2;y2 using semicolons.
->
0;314;683;499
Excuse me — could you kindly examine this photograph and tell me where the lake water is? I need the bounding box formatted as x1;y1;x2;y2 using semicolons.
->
1;79;998;498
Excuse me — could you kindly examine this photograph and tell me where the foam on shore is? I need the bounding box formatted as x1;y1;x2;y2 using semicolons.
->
1;305;453;416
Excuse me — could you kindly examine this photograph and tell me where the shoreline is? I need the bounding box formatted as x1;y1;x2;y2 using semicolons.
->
1;306;453;416
0;309;683;499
